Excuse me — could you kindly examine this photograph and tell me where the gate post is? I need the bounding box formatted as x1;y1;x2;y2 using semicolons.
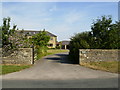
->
31;46;34;64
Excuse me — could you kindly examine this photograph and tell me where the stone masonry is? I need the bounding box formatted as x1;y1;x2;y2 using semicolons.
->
79;49;119;64
2;48;34;64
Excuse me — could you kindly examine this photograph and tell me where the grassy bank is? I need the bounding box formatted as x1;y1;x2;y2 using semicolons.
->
80;61;120;73
0;64;32;75
47;49;69;55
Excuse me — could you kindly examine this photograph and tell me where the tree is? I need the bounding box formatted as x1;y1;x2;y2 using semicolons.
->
2;17;18;56
32;30;50;59
107;21;120;49
90;15;113;48
90;15;120;49
2;17;17;47
32;30;50;47
2;17;32;56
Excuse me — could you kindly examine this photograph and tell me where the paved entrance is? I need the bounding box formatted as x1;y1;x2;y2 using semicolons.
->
2;52;118;88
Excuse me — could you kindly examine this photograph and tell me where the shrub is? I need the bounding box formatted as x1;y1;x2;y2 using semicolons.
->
56;46;61;49
32;30;50;60
69;32;91;64
34;46;47;60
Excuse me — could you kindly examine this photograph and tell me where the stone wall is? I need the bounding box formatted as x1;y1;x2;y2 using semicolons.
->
2;48;34;64
79;49;119;64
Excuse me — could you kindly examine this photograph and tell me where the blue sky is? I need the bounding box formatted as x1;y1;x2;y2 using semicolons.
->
2;2;118;41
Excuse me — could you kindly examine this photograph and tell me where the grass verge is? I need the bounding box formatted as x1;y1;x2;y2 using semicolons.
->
47;49;69;55
80;61;120;73
0;64;32;75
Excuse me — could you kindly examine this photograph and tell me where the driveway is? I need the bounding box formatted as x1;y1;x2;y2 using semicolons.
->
1;52;118;88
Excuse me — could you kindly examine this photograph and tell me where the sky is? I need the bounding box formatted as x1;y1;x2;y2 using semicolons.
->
2;2;118;41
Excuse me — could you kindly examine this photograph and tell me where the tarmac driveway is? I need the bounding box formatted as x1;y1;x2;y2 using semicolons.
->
1;52;118;88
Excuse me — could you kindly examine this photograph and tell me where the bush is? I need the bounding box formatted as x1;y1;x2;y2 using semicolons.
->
56;46;61;49
35;46;47;60
32;30;50;60
69;32;91;64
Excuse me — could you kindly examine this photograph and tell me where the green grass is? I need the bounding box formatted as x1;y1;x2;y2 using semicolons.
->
36;49;69;59
47;49;69;55
35;49;69;60
80;61;120;73
0;65;32;75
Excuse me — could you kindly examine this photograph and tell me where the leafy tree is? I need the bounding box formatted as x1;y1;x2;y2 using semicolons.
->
32;30;50;47
32;30;50;59
2;17;17;47
2;17;18;56
2;17;32;56
90;15;112;48
90;15;120;49
107;21;120;49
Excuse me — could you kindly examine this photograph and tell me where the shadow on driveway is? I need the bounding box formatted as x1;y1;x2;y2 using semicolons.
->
44;53;75;64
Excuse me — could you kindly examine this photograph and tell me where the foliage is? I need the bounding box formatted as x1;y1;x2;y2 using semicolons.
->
32;30;50;47
56;46;60;49
32;30;50;60
107;21;120;49
9;30;32;48
2;17;16;46
2;17;18;56
1;17;50;59
69;31;91;63
2;17;32;56
69;15;120;64
90;15;120;49
34;46;48;60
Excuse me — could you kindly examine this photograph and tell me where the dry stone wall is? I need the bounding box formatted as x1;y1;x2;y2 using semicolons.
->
79;49;119;64
2;48;34;64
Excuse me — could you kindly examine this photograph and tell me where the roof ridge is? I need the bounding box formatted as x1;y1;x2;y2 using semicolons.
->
16;30;57;37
